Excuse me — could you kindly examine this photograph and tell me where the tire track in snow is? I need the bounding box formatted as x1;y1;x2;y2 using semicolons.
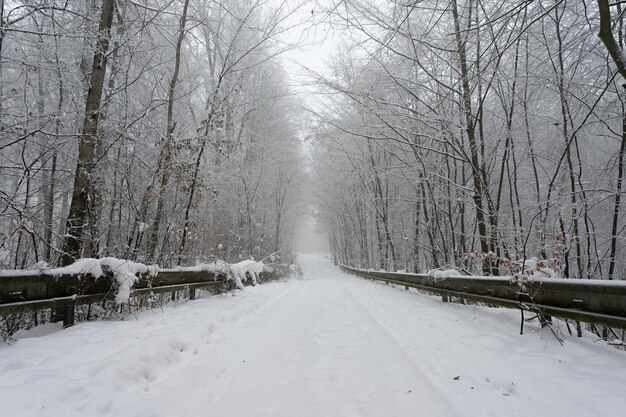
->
320;260;626;417
126;279;302;417
307;264;464;400
331;276;443;377
178;264;456;417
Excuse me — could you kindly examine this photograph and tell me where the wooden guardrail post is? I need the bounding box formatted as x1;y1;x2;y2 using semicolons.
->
51;306;63;323
63;298;75;328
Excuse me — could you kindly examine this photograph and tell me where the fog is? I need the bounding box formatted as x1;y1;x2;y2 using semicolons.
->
295;215;329;254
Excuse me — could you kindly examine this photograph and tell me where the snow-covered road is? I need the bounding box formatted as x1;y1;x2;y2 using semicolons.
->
1;254;625;417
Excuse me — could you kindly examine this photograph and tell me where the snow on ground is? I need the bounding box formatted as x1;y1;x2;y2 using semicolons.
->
1;254;625;417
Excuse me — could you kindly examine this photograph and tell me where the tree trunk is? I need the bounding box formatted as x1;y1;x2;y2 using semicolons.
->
146;0;190;263
59;0;116;266
599;0;626;81
450;0;491;272
554;4;583;278
609;99;626;279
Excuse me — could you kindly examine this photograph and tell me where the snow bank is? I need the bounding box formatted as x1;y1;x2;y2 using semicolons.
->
230;260;265;289
163;259;267;289
427;268;464;280
163;260;230;274
99;258;158;303
60;257;158;303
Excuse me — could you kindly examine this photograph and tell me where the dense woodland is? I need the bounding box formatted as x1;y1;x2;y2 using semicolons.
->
1;1;626;280
312;0;626;279
0;0;304;268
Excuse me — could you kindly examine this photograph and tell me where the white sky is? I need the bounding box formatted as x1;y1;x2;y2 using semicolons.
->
277;2;341;89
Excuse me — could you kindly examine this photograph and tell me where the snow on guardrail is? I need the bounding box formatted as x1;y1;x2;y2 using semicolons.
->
0;258;157;303
0;257;269;302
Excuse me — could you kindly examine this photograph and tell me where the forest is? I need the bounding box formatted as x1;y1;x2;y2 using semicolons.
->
311;0;626;279
0;0;305;269
1;0;626;280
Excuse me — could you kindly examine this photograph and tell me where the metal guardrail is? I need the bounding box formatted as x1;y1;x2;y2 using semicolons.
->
340;265;626;329
0;265;290;329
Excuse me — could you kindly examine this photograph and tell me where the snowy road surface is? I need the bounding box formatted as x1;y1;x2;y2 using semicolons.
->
1;255;625;417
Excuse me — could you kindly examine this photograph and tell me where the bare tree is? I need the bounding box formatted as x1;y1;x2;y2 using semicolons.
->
59;0;116;265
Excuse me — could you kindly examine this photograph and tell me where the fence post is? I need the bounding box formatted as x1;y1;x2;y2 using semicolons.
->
63;299;75;328
190;287;196;300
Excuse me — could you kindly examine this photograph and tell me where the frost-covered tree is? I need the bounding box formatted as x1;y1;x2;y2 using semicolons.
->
0;0;306;268
311;0;626;279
